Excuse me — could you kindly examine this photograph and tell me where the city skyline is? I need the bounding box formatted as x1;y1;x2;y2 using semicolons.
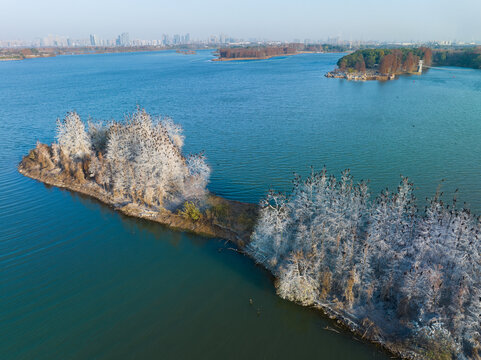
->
0;32;254;48
2;0;481;43
1;31;478;49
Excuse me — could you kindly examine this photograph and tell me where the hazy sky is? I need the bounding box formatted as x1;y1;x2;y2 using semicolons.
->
2;0;481;42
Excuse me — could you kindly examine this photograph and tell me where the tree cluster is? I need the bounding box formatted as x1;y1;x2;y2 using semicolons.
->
433;48;481;69
338;48;433;75
248;169;481;358
219;46;299;59
55;109;210;209
218;44;351;60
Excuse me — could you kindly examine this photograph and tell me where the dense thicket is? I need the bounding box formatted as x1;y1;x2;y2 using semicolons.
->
219;46;299;59
55;109;210;208
248;169;481;359
337;48;433;74
432;48;481;69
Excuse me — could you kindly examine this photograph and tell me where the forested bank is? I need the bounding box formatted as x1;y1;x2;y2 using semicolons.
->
332;47;481;78
432;48;481;69
336;47;433;74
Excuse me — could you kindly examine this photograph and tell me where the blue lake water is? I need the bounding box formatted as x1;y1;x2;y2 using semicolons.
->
1;49;481;359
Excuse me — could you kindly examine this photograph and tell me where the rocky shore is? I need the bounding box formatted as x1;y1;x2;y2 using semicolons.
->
325;69;395;81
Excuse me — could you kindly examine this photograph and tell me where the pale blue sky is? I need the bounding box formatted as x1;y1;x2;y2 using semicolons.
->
1;0;480;41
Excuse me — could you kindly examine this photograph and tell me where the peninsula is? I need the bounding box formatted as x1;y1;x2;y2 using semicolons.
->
19;109;481;360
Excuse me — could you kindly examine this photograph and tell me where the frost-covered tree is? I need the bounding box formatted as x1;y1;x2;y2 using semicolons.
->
248;190;291;270
184;153;211;200
248;169;371;306
249;169;481;358
162;117;185;149
363;178;416;306
54;109;210;209
56;112;91;159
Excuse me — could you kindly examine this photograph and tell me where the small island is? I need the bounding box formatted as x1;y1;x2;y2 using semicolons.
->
214;44;347;61
326;47;433;81
327;46;481;81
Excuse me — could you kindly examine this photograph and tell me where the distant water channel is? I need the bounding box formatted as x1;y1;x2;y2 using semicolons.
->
2;50;481;359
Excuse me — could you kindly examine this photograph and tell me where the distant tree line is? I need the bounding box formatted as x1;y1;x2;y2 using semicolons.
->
218;44;349;59
432;48;481;69
337;48;433;74
219;46;299;59
0;47;44;60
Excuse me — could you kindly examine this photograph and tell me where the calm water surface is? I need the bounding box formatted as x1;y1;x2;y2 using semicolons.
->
1;50;481;359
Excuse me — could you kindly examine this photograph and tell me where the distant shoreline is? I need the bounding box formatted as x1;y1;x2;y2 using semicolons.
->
0;46;344;63
0;48;333;63
212;51;323;61
0;46;213;62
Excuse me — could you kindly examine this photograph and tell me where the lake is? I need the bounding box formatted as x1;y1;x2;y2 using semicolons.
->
1;49;481;359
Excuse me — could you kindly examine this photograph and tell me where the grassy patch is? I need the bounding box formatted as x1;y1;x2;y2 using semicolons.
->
210;203;231;221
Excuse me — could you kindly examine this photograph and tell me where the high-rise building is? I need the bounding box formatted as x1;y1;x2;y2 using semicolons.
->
116;32;130;46
161;34;170;46
89;34;99;46
173;34;180;45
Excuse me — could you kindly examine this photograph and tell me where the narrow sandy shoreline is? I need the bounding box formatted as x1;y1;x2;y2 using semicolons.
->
18;144;418;360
